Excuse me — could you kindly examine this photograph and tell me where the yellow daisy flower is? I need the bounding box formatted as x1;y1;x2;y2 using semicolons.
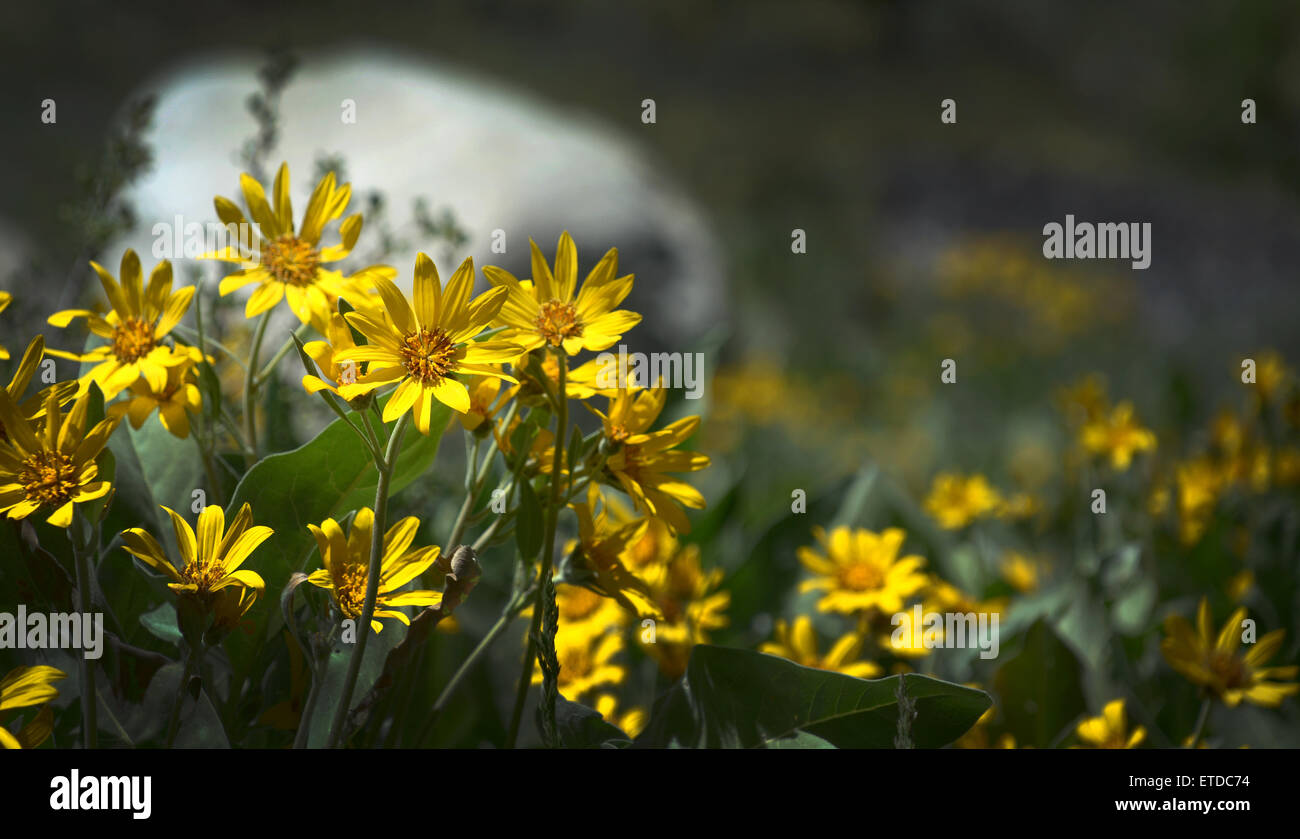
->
594;384;709;534
533;622;626;701
797;526;927;616
121;503;271;627
108;348;204;439
46;250;194;399
458;367;510;432
1081;401;1156;470
1252;350;1290;403
1161;597;1298;708
305;508;443;633
1074;698;1145;749
206;162;368;324
567;487;660;619
1;336;77;439
483;231;641;355
761;615;882;678
554;583;626;638
301;310;364;398
924;472;1002;530
333;254;522;434
0;665;66;749
1000;552;1041;593
0;388;117;528
640;544;729;679
0;291;11;360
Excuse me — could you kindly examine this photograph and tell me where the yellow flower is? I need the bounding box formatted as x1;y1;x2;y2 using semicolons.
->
483;231;641;355
554;583;626;643
108;348;204;438
0;665;66;749
640;543;730;679
1056;373;1108;423
1176;458;1221;545
798;526;927;616
924;472;1002;530
568;488;661;619
1081;401;1156;470
1161;597;1299;707
0;388;117;527
458;368;510;433
1000;552;1041;593
333;254;522;434
760;616;881;678
306;508;442;633
1;336;77;439
996;492;1040;521
0;291;11;360
1075;698;1145;749
206;162;370;324
595;385;710;534
121;503;271;626
533;622;626;700
594;694;647;739
46;250;194;399
1251;351;1290;403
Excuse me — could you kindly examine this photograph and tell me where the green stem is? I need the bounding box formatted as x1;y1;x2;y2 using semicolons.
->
419;606;519;746
164;644;201;748
243;310;272;460
325;413;410;748
505;351;567;749
71;527;98;749
254;322;312;388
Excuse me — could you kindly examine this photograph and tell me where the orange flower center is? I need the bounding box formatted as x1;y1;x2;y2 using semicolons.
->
840;562;884;592
111;316;157;363
178;558;228;594
261;235;321;287
399;327;457;385
535;300;582;347
1208;650;1249;691
335;562;368;620
18;450;78;507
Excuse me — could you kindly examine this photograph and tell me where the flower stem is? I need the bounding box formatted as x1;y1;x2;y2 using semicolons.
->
418;604;520;746
71;526;97;749
165;644;201;747
505;350;567;749
254;322;311;388
325;413;409;748
243;309;272;461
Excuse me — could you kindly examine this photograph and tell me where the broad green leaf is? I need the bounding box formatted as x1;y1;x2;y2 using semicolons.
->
553;695;631;749
632;645;990;749
306;620;408;747
993;619;1085;749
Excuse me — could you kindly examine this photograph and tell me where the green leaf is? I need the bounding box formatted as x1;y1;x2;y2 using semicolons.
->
306;619;408;747
139;602;182;646
993;619;1086;749
553;695;631;748
632;645;990;749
